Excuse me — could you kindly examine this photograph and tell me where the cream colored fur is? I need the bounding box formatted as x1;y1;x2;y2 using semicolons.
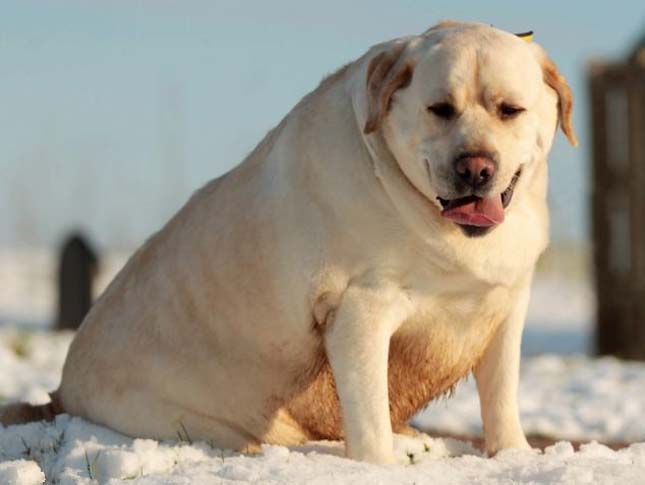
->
53;21;576;463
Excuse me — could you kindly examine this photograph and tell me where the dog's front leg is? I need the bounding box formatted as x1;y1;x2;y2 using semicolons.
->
324;284;411;464
474;281;532;455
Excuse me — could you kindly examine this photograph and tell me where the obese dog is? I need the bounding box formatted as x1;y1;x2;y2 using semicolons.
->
3;21;576;464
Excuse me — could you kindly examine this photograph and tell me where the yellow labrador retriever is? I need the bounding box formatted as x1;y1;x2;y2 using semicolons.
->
3;21;576;463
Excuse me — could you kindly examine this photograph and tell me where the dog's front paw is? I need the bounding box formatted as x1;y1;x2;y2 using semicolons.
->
346;445;395;464
485;432;531;456
347;450;396;464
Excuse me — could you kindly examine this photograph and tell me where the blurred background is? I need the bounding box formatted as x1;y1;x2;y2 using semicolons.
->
0;2;643;353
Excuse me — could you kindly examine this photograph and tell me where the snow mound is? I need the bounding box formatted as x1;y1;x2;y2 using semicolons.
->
0;459;44;485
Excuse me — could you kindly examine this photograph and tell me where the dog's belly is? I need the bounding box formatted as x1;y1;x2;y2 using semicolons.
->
285;320;498;440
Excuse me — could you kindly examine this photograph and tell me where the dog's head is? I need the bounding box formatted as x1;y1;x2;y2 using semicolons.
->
363;21;576;237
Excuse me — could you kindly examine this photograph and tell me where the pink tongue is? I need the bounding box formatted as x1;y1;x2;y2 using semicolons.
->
441;195;505;227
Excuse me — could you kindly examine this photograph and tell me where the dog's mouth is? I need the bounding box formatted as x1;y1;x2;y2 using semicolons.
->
436;169;521;233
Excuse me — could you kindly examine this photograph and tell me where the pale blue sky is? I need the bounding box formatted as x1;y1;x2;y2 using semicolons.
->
1;1;643;248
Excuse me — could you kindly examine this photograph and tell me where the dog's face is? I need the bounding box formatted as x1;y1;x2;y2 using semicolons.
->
364;22;576;237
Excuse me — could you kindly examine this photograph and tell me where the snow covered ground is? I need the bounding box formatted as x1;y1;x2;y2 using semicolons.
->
3;416;645;485
1;247;644;484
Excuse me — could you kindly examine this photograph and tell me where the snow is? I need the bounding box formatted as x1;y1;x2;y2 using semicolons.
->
0;328;71;405
1;415;645;484
0;459;45;485
1;247;644;483
415;355;645;442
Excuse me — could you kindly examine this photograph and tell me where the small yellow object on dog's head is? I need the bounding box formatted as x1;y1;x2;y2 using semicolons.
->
515;31;534;42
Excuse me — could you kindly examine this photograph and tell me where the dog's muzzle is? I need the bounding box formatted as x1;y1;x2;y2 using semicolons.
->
437;168;522;236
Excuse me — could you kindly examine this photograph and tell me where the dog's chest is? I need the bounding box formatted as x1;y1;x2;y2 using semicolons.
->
402;282;514;346
387;285;512;412
286;284;514;440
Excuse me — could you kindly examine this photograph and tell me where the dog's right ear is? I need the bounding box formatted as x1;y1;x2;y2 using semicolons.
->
363;43;414;135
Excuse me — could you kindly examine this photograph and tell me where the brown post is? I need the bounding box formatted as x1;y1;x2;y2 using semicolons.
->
55;232;98;331
590;35;645;359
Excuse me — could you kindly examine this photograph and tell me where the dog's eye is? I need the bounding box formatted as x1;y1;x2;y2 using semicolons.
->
499;103;525;119
427;102;456;120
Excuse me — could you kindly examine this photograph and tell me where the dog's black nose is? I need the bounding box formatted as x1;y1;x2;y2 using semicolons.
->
454;154;497;189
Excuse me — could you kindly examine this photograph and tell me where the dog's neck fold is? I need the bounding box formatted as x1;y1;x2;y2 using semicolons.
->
350;66;448;244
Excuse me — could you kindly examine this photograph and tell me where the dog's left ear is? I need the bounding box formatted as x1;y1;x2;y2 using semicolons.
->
363;43;414;135
541;56;578;146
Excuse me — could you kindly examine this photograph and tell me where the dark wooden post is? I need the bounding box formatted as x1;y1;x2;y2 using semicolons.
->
55;233;98;331
590;35;645;359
